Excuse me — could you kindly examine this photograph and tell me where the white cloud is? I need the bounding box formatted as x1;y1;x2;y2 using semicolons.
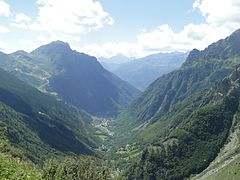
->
81;42;144;58
137;23;230;53
35;0;113;34
0;0;10;17
36;32;81;45
11;0;113;51
83;0;240;58
81;24;230;58
194;0;240;31
9;0;240;58
18;39;42;52
0;39;7;51
14;13;31;23
13;0;113;35
0;25;9;33
11;13;33;30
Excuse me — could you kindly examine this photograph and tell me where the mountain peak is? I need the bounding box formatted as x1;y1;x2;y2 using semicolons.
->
230;28;240;37
10;50;28;56
49;40;71;49
30;40;72;56
184;28;240;66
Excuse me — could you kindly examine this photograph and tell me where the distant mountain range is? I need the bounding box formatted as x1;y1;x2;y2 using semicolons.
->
0;41;140;116
100;52;187;90
99;54;134;64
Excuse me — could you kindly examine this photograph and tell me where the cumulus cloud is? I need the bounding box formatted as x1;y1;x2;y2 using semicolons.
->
0;1;10;52
13;0;113;35
14;13;31;23
11;0;113;49
11;13;42;31
194;0;240;31
11;13;33;29
9;0;240;58
0;39;7;51
83;0;240;58
36;0;113;34
36;32;81;45
81;42;144;58
18;39;42;52
81;24;230;58
0;0;10;17
137;23;230;53
0;25;9;33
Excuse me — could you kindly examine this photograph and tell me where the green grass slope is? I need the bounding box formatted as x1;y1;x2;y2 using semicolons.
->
204;156;240;180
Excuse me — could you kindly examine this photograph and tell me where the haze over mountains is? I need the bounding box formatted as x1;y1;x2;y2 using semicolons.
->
1;0;240;179
99;54;134;64
1;29;240;179
0;41;139;116
100;52;187;90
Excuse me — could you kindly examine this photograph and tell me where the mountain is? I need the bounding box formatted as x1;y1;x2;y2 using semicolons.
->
99;54;134;65
0;41;140;116
0;67;99;164
112;29;240;179
100;52;187;90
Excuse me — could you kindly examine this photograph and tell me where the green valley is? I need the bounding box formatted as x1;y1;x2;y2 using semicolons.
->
2;27;240;180
108;29;240;179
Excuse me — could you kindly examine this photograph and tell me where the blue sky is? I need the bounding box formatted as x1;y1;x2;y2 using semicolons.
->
0;0;239;58
81;0;204;43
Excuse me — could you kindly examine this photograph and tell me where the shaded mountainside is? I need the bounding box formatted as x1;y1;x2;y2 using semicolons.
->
0;41;139;116
0;123;114;180
101;52;187;90
0;68;99;164
112;29;240;179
